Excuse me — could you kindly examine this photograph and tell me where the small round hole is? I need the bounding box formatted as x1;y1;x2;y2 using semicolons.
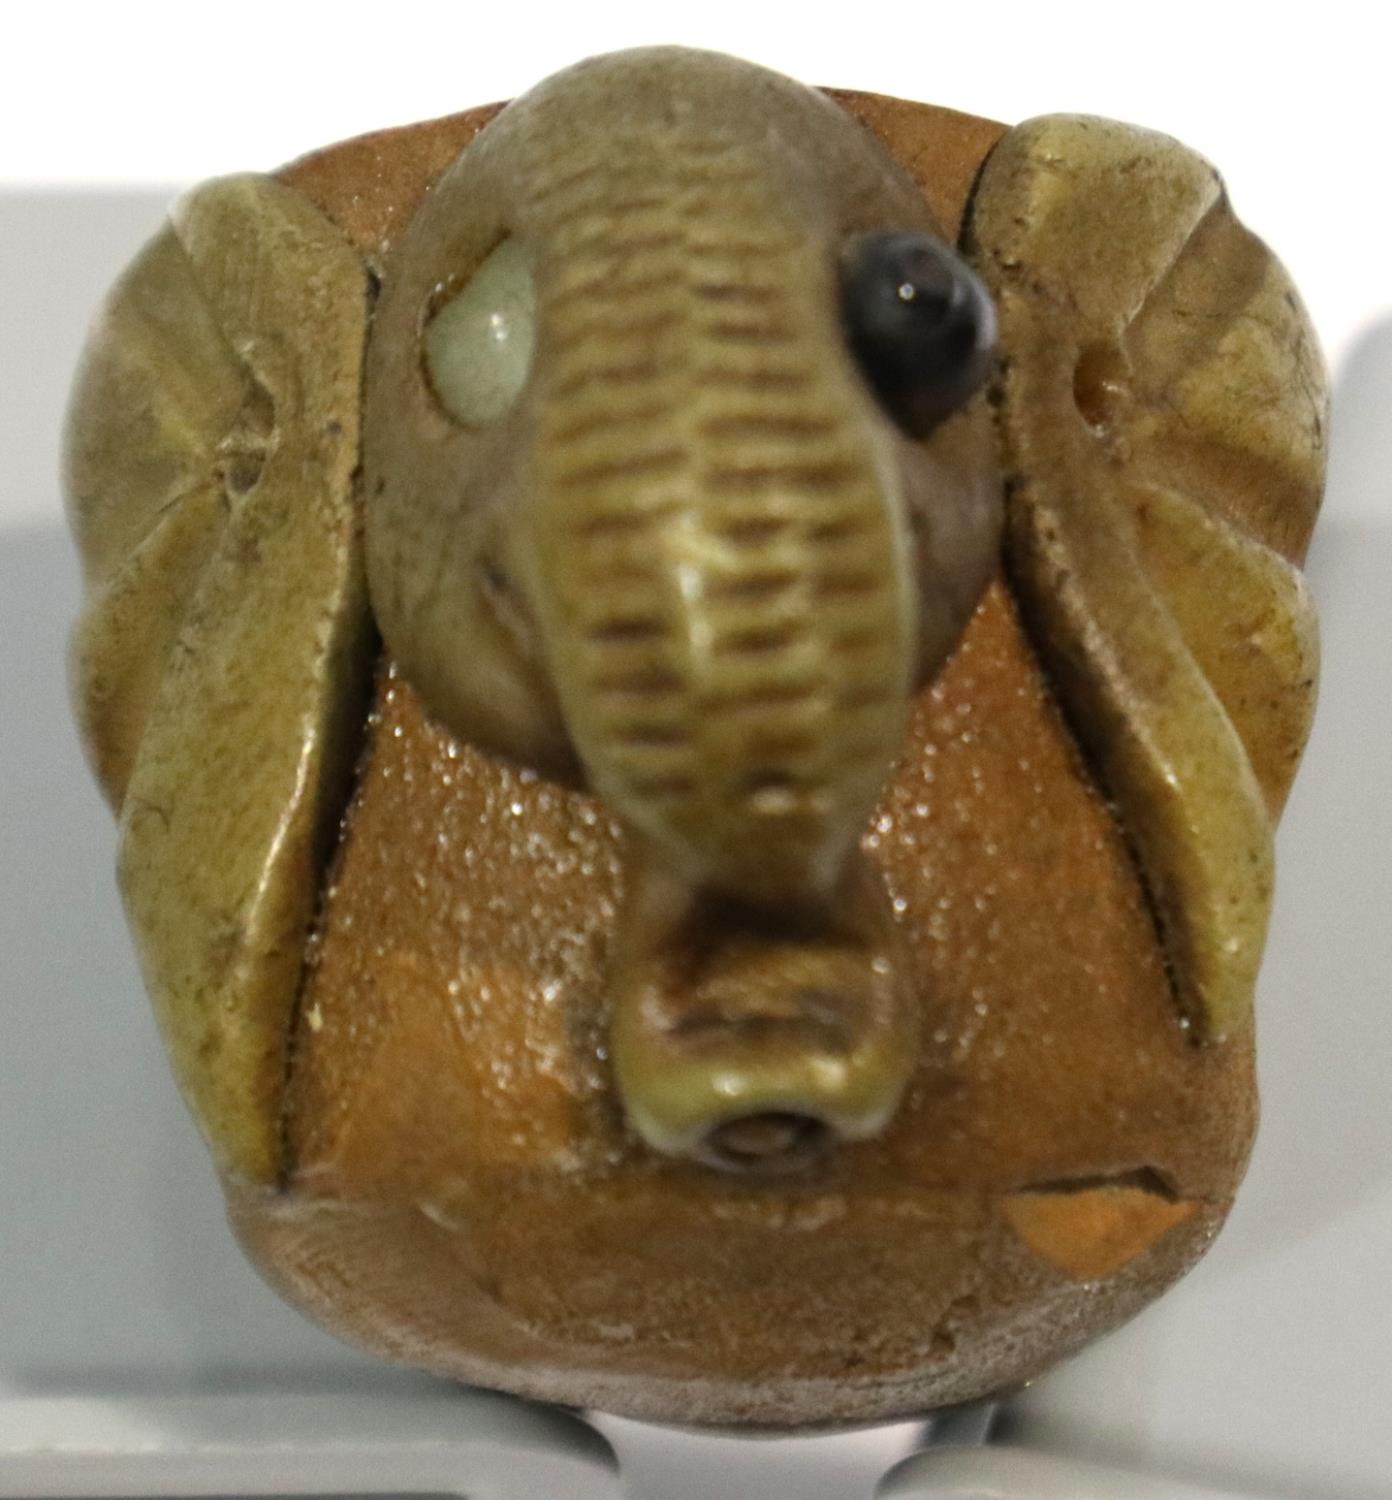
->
705;1112;831;1172
1072;342;1131;434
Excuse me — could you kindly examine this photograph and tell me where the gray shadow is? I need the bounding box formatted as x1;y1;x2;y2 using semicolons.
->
1;189;177;527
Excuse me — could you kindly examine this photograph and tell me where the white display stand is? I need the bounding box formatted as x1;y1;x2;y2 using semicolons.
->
0;1394;618;1499
882;1446;1286;1499
2;191;1387;1500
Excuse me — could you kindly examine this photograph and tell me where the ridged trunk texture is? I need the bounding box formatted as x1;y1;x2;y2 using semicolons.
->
521;124;915;907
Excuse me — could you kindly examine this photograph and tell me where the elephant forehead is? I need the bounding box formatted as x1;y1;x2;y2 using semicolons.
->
463;47;936;232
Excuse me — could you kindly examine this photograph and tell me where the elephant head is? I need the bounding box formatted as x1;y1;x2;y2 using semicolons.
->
362;49;1001;1167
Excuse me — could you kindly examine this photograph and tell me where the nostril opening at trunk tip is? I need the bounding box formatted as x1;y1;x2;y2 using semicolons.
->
703;1111;832;1172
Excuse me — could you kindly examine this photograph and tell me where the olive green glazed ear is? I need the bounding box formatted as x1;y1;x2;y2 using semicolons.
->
64;175;373;1184
969;116;1326;1042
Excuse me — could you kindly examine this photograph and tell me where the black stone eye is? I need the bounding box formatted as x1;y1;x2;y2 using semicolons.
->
841;230;997;438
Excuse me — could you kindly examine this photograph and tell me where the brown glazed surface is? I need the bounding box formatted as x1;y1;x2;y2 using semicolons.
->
222;89;1259;1425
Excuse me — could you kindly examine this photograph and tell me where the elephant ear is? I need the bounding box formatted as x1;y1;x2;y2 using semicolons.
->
969;116;1326;1043
64;175;373;1184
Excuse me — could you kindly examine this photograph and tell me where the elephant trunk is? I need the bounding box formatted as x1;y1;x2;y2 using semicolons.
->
518;138;921;1166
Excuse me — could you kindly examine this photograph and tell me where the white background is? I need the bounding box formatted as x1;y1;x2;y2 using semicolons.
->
2;4;1389;1497
4;0;1390;385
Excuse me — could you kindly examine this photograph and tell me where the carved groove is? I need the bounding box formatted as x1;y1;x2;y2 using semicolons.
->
553;447;686;489
703;461;861;493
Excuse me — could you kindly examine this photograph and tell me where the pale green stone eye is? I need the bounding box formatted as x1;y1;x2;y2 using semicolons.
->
423;237;537;425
